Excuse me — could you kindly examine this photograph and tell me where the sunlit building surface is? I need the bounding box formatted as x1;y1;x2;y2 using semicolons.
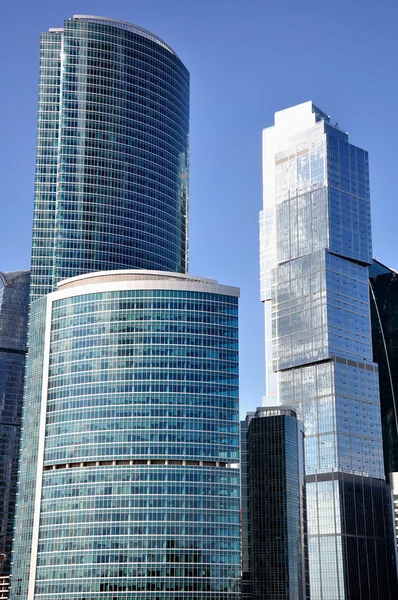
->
11;271;240;599
0;271;29;589
241;406;309;600
260;101;398;598
30;15;189;303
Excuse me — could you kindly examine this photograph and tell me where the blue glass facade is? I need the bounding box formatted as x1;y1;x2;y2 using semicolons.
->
0;271;29;580
241;407;309;600
261;102;398;598
11;271;240;599
31;15;189;303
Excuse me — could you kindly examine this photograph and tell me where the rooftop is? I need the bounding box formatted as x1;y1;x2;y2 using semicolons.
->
50;15;178;58
55;270;240;297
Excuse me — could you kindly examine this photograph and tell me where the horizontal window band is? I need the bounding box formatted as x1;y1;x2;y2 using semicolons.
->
0;346;27;356
306;471;385;486
43;458;234;471
277;356;378;373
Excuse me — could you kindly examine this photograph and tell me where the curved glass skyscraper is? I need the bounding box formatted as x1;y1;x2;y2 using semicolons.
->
11;271;240;599
31;15;189;303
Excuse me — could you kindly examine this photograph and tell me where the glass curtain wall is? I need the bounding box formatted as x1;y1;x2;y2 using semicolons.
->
31;16;189;303
11;272;240;600
0;272;29;581
261;102;398;599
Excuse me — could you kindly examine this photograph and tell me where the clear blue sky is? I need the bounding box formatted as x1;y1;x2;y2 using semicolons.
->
1;0;397;417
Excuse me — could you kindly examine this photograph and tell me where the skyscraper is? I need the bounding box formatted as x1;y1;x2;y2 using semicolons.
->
31;15;189;303
0;271;29;596
11;271;240;599
369;259;398;480
369;259;398;559
260;101;398;598
11;15;240;600
241;406;309;600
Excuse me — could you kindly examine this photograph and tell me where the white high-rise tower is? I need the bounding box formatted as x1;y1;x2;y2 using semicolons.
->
260;101;397;599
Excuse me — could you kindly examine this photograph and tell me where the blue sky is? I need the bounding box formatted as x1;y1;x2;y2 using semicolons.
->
1;0;397;417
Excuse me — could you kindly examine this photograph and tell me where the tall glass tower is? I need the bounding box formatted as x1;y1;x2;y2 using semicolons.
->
31;15;189;303
241;406;309;600
0;272;29;588
260;102;398;598
11;14;241;600
369;259;398;479
11;271;240;599
369;260;398;561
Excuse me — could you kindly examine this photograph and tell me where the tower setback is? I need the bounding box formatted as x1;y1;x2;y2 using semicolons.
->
260;101;398;598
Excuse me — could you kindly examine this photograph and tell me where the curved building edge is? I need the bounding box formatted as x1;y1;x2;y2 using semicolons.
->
53;269;240;299
49;14;181;60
